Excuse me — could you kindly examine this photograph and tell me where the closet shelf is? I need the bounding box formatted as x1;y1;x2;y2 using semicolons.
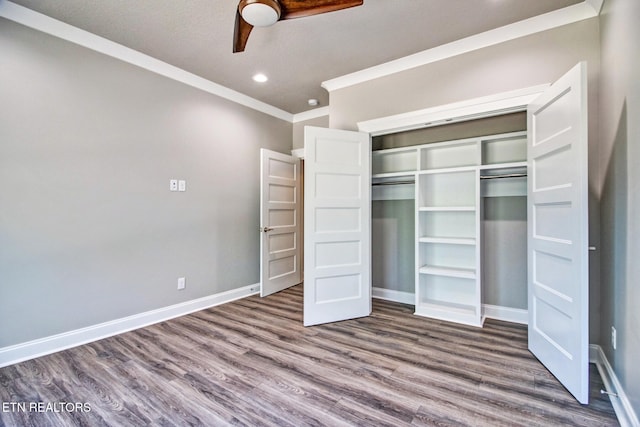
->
418;165;477;175
416;300;477;316
372;180;415;186
372;171;417;179
478;161;527;171
415;301;481;326
419;206;475;212
419;237;476;245
418;265;476;279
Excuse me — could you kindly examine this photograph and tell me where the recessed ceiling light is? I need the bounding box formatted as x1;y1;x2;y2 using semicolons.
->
308;98;319;107
253;73;268;83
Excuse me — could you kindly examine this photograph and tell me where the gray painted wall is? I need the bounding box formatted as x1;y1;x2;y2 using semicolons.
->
292;115;329;149
482;197;527;309
598;0;640;416
372;200;415;294
329;18;602;343
0;19;292;347
329;19;600;139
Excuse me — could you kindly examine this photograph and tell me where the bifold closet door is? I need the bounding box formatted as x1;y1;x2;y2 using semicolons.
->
527;62;589;404
303;126;371;326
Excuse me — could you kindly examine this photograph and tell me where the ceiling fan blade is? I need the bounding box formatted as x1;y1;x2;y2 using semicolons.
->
279;0;363;20
233;9;254;53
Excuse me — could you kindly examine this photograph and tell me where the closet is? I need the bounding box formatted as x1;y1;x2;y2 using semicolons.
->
302;63;589;403
372;125;528;327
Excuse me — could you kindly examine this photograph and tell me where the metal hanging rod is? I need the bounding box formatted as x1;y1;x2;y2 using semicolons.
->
479;173;527;180
372;180;415;186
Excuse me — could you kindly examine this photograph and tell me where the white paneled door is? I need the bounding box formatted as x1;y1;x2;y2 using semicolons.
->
303;126;371;326
260;149;302;297
527;62;589;403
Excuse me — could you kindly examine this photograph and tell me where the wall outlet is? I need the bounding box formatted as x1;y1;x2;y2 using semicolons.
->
611;326;617;350
177;277;186;290
169;179;178;192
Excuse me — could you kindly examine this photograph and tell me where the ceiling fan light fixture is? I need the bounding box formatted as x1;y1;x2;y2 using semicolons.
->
239;0;281;27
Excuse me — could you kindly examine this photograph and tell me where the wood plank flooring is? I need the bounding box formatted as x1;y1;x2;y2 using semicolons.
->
0;285;619;426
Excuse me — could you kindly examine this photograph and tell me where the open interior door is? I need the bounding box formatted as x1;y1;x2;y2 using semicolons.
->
303;126;371;326
527;62;589;403
260;149;302;297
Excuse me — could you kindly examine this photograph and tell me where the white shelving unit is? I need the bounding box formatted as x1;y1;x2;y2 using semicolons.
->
372;132;527;326
372;131;527;327
417;162;480;325
416;132;526;326
371;147;418;201
372;146;418;175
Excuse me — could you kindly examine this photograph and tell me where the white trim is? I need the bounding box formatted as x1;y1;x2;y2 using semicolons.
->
291;148;305;159
370;289;530;325
292;106;330;123
0;1;293;122
372;287;415;305
322;2;599;92
590;344;639;427
482;304;528;325
357;84;548;136
0;283;260;368
585;0;605;14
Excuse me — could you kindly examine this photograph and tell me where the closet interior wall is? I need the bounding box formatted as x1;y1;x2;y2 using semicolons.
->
371;112;527;320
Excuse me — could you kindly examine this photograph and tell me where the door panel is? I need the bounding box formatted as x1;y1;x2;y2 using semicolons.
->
260;149;302;297
303;126;371;326
527;62;589;404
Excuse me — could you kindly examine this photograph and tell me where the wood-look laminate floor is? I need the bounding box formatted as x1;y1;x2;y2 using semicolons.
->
1;285;619;426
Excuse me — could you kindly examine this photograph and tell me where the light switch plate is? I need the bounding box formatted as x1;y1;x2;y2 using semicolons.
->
178;180;186;192
169;179;178;191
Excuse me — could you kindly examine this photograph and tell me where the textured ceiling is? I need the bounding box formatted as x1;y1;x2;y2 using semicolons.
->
9;0;583;114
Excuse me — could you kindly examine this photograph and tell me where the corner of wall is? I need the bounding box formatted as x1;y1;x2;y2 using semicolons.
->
590;344;640;427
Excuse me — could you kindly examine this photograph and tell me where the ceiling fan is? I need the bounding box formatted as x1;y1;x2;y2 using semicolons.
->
233;0;364;53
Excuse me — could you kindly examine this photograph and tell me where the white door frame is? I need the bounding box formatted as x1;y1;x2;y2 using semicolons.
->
357;84;549;136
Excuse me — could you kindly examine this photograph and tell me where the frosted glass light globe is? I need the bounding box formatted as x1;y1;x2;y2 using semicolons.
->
242;3;280;27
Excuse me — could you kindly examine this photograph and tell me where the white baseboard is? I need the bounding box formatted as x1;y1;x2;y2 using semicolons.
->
371;289;529;327
372;287;415;305
0;283;260;368
482;304;528;325
589;344;639;427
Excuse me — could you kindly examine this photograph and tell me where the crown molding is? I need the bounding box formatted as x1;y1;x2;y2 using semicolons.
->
322;1;600;92
292;106;330;123
585;0;605;14
0;1;294;123
1;0;604;123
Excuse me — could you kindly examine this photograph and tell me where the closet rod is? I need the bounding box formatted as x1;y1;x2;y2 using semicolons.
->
372;180;415;186
479;173;527;180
